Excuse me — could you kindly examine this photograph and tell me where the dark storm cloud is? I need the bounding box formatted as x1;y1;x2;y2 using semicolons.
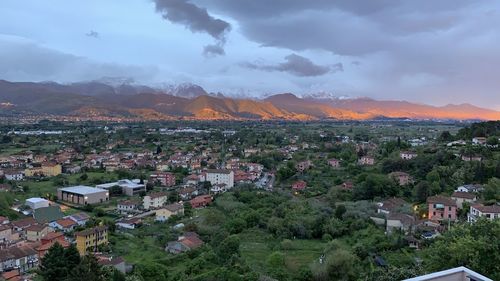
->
153;0;231;56
195;0;476;56
242;54;342;77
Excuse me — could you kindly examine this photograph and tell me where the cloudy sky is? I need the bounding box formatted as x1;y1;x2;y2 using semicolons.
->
1;0;500;109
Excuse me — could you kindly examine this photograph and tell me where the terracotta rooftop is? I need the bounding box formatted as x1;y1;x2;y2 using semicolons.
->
451;191;477;200
427;196;457;206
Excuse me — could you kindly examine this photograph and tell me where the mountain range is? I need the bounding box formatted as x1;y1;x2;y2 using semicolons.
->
0;80;499;121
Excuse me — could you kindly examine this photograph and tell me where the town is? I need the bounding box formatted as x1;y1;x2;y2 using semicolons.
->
0;120;499;281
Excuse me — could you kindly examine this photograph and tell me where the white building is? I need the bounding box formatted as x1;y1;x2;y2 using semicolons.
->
468;204;500;223
3;170;24;181
117;201;140;214
403;266;493;281
206;169;234;189
25;198;49;210
472;137;487;145
455;184;483;193
96;179;145;196
400;151;418;160
143;192;168;210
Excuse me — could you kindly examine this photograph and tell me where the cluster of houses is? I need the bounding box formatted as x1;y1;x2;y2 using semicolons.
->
0;202;122;279
374;183;500;249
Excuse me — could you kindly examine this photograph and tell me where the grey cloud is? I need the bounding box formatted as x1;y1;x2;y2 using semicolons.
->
203;43;225;57
0;35;158;82
242;54;342;77
196;0;477;56
85;30;99;38
153;0;231;56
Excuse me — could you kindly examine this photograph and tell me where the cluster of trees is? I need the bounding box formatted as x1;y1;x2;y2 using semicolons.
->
38;243;125;281
457;121;500;139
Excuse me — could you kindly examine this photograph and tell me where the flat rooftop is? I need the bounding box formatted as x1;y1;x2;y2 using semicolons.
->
58;185;107;195
26;197;48;203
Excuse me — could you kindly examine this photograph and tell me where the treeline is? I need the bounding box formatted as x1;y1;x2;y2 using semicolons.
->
457;120;500;139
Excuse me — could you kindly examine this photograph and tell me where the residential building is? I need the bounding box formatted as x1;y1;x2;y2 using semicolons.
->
117;200;140;214
95;255;127;274
149;172;176;187
455;184;483;193
26;224;52;242
49;218;78;233
75;226;108;255
377;198;408;215
96;179;145;196
400;151;418;160
116;218;142;230
11;217;37;233
292;180;307;191
143;192;168;210
190;195;212;209
210;183;228;194
3;170;24;181
341;181;353;191
205;169;234;189
2;269;20;280
427;196;457;221
178;187;198;200
451;192;477;209
0;246;38;273
472;137;487;145
58;186;109;205
25;197;49;210
468;204;500;223
68;212;90;226
389;172;412;186
33;206;64;224
295;160;312;172
25;162;62;177
386;213;415;234
155;203;184;222
327;158;340;168
403;266;493;281
0;224;13;243
461;155;482;162
36;232;70;258
358;156;375;165
166;232;204;254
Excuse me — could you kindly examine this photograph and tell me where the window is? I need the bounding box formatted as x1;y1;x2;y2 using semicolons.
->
448;214;451;218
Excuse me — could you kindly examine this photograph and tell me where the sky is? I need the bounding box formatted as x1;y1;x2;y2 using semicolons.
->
1;0;500;110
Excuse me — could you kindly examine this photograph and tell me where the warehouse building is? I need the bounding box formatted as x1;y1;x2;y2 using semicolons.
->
57;186;109;205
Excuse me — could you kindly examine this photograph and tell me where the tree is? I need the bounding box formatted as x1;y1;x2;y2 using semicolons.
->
486;136;498;146
67;254;106;281
334;204;347;219
424;219;500;280
438;131;453;142
267;252;288;280
483;177;500;201
80;173;88;181
216;235;240;262
365;265;424;281
414;181;430;203
311;249;359;281
39;242;68;281
134;262;168;281
63;244;81;269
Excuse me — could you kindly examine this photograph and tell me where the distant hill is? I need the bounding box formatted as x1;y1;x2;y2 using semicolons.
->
0;80;499;121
